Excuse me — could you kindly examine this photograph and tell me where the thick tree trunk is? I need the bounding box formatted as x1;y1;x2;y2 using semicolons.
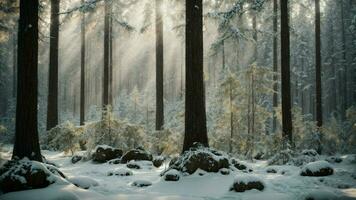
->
102;0;111;114
272;0;278;133
80;0;86;126
280;0;293;145
183;0;208;152
13;0;42;162
47;0;60;131
315;0;322;154
155;0;164;130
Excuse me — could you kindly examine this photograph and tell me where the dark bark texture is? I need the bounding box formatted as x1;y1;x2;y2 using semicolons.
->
183;0;208;152
280;0;293;145
155;0;164;130
13;0;42;162
46;0;60;131
80;0;85;126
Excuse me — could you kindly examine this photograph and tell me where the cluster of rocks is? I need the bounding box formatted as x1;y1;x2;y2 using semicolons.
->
0;159;63;193
165;143;230;175
300;161;334;177
230;175;265;192
0;157;103;193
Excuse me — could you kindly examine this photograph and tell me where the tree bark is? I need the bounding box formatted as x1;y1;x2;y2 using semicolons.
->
155;0;164;130
280;0;293;145
47;0;60;131
13;0;42;162
183;0;208;152
13;34;17;98
80;0;86;126
340;0;347;119
102;0;111;114
109;8;113;106
272;0;278;133
315;0;322;154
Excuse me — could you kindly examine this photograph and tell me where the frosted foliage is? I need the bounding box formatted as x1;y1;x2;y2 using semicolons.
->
43;121;83;155
151;129;182;156
84;109;148;154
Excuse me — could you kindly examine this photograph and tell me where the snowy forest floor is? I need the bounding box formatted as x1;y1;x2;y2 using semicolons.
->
0;146;356;200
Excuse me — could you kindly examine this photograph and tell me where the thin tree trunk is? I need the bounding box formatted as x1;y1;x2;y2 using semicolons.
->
183;0;208;152
222;39;225;69
155;0;164;130
47;0;60;131
80;0;86;126
13;0;42;162
280;0;293;145
13;34;17;98
329;22;337;114
109;8;113;106
340;0;347;119
315;0;323;154
272;0;278;133
102;0;111;114
229;81;233;153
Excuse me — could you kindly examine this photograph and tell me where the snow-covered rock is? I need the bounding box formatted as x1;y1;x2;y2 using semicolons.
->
230;174;265;192
71;155;82;164
91;145;123;163
268;149;320;166
220;168;230;175
325;156;343;163
0;159;65;193
164;169;180;181
107;168;133;176
304;189;339;200
301;149;319;157
230;158;253;172
266;167;277;173
166;144;230;174
126;162;141;169
121;147;153;163
67;176;99;189
300;161;334;177
153;156;165;168
131;180;152;187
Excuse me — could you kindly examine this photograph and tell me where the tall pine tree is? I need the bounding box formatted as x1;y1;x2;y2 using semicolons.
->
13;0;42;162
155;0;164;130
47;0;60;131
183;0;208;152
280;0;292;145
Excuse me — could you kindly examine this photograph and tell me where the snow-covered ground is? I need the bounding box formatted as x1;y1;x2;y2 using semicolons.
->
1;147;356;200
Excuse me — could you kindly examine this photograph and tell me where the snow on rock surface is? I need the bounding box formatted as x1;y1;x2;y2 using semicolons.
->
230;174;265;192
91;145;123;163
120;147;153;163
0;147;355;200
304;189;340;200
107;168;133;176
164;169;180;181
301;161;334;176
68;176;99;189
165;143;230;174
0;158;66;193
131;180;152;187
